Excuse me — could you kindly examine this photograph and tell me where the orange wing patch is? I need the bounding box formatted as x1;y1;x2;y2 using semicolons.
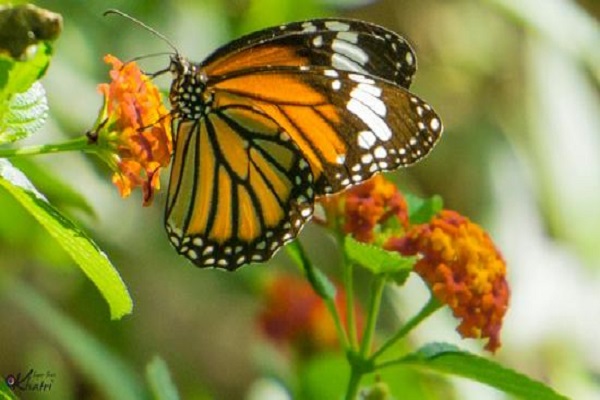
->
209;166;233;242
166;121;200;230
165;102;315;269
280;104;346;165
237;185;260;241
215;73;326;105
186;123;216;236
204;44;308;77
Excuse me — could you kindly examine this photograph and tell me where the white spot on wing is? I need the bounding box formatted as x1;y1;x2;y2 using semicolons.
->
347;99;392;143
325;21;350;31
348;74;375;84
331;54;366;74
374;146;387;159
337;31;359;43
357;130;376;150
332;39;369;66
313;35;323;47
350;84;386;118
361;153;373;164
302;22;317;32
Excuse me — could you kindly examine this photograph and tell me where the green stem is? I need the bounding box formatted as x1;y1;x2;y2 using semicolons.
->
345;367;363;400
0;136;92;158
339;234;358;350
324;298;350;351
288;240;349;350
359;276;385;358
369;295;441;362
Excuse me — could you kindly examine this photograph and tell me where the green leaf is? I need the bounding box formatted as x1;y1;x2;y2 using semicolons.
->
0;379;17;400
146;356;180;400
0;41;52;94
287;241;336;300
405;193;443;225
0;159;132;319
0;81;48;144
344;236;415;284
381;343;569;400
0;39;52;144
3;279;144;400
10;158;95;217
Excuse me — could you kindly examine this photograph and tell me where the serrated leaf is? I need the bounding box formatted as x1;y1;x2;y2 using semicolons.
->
345;236;415;283
0;159;132;319
405;193;443;225
146;357;180;400
0;81;48;143
287;241;336;300
382;343;568;400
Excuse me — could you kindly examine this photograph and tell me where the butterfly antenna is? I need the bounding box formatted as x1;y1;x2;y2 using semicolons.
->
103;9;179;55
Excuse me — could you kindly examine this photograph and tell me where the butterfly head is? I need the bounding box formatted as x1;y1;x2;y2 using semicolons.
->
168;55;210;120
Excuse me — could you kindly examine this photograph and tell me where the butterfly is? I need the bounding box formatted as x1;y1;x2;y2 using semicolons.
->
161;18;443;270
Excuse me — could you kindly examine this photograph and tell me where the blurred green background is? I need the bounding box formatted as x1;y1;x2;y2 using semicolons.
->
1;0;599;399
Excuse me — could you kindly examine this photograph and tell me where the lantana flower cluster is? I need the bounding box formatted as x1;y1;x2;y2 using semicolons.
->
319;175;409;243
321;175;509;352
90;54;172;206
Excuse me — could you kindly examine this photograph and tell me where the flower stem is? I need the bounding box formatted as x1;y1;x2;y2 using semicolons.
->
345;367;363;400
341;248;358;349
359;276;385;358
288;240;349;350
343;276;387;399
324;298;350;351
0;137;93;158
369;295;441;361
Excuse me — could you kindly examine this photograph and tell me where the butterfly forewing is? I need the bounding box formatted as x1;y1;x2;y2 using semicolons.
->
209;66;443;195
200;18;417;88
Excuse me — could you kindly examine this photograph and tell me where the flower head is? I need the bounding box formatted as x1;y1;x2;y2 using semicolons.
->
258;274;363;357
319;175;410;244
385;210;509;352
90;54;172;206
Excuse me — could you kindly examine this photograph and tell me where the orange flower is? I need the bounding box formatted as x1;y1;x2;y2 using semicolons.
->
385;210;509;352
319;175;409;243
89;54;172;206
258;274;363;356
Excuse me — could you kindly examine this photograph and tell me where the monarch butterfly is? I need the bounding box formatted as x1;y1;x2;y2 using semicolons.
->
110;12;443;270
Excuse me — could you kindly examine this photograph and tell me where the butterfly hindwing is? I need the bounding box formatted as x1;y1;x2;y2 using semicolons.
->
165;106;314;269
